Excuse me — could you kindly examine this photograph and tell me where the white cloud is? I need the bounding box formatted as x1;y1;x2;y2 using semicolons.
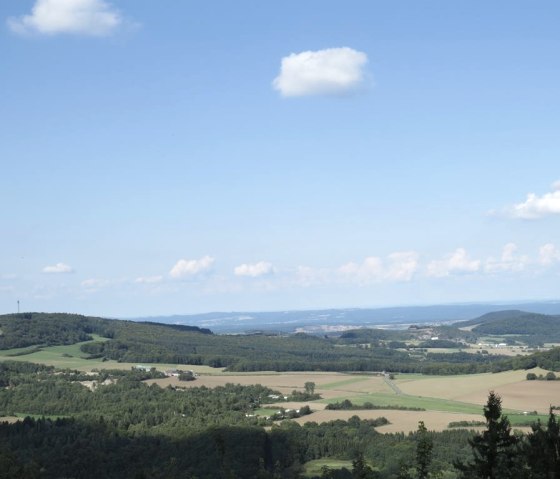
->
273;47;368;97
169;256;214;279
539;243;560;266
42;262;74;274
485;243;528;273
427;248;480;278
134;275;163;284
8;0;122;36
339;256;383;282
234;261;274;278
386;251;419;282
509;181;560;219
338;251;418;283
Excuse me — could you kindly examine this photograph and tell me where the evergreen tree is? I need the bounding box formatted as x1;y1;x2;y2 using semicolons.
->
350;453;378;479
525;408;560;478
454;391;523;479
416;421;433;479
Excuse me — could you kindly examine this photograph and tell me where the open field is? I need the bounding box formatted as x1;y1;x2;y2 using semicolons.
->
395;369;555;413
0;417;20;424
293;409;485;433
148;369;557;432
302;459;354;477
320;393;485;414
147;372;391;397
458;380;560;413
0;340;222;374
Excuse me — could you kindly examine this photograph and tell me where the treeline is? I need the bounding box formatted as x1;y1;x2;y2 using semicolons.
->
5;313;560;374
338;329;414;343
325;399;424;411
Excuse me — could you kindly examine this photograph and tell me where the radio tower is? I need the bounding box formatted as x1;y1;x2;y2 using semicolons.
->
17;300;20;314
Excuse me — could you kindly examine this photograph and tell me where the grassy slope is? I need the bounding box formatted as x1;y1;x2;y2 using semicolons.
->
0;339;220;373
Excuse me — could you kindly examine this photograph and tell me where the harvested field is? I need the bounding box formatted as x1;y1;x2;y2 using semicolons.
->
457;380;560;414
0;417;20;424
292;409;484;434
396;370;541;401
148;372;392;398
394;368;560;414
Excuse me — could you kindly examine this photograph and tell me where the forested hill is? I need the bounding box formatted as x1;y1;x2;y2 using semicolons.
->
455;310;560;339
0;312;212;350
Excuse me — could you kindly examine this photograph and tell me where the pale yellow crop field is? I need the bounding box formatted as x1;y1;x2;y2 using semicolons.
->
0;417;20;424
292;409;484;434
395;368;556;413
458;380;560;413
148;372;392;398
151;369;560;416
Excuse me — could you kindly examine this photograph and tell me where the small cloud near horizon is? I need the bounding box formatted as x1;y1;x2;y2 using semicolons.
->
8;0;123;36
426;248;480;278
338;251;419;284
273;47;368;97
485;243;528;273
234;261;275;278
42;262;74;274
169;256;214;279
135;275;164;284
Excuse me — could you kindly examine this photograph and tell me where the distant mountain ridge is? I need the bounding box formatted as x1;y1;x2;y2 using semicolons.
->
455;310;550;327
455;310;560;339
129;301;560;333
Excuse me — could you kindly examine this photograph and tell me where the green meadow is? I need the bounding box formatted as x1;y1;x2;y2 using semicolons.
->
302;459;354;477
321;392;496;415
0;337;218;373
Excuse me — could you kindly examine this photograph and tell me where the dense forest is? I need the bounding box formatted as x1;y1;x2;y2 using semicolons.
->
1;361;560;478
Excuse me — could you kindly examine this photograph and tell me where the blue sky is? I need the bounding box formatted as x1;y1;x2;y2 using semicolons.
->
1;0;560;317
